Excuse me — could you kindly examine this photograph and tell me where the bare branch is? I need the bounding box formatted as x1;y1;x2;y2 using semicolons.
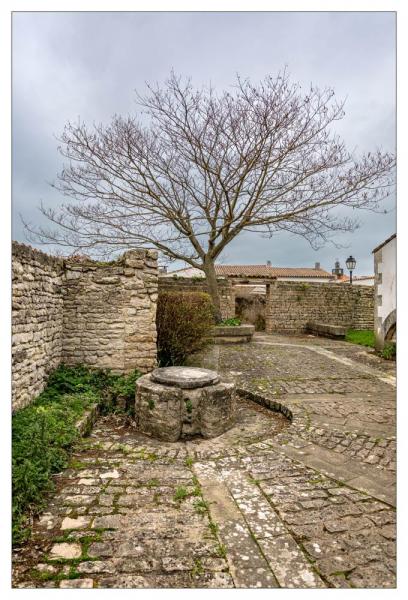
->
24;71;395;315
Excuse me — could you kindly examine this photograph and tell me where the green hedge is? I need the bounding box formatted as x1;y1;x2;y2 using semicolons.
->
12;364;140;545
157;291;215;366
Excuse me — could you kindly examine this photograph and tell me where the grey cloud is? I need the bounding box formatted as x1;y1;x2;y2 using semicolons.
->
12;11;396;275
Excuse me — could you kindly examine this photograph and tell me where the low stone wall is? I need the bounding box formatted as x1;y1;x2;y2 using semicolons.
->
265;281;374;334
12;243;64;411
12;243;158;411
158;277;235;319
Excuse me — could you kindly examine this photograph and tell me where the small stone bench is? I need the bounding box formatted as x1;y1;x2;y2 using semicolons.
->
211;324;255;344
306;322;346;339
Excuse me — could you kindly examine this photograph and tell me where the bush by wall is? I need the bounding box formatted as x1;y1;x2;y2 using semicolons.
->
156;291;215;366
235;293;266;331
12;364;140;545
158;277;235;320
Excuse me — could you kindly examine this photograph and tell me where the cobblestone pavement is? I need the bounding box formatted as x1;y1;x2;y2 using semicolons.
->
13;333;396;588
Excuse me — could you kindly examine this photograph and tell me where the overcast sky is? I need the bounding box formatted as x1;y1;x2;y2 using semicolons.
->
12;11;396;275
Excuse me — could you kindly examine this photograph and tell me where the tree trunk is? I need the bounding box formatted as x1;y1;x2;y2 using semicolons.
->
203;257;222;323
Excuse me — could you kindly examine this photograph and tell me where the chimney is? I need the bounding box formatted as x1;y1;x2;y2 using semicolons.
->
266;260;272;266
314;262;321;270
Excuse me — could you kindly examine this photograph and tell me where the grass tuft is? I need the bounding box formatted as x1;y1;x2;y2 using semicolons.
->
345;329;375;348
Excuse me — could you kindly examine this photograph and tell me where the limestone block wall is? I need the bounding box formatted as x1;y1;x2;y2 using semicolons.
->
158;277;235;319
12;242;64;411
12;243;158;412
352;287;376;331
62;250;158;374
265;281;374;334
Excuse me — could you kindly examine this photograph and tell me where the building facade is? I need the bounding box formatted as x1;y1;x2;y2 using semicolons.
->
373;234;396;350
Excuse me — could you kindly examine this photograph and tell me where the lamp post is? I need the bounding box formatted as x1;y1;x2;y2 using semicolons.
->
345;255;356;284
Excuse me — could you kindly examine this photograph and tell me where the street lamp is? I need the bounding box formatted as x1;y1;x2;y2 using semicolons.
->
345;255;356;284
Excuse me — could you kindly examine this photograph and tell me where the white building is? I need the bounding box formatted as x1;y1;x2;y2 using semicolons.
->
373;234;396;350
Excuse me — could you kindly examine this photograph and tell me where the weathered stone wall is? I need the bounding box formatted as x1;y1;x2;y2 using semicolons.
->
158;277;235;319
265;281;374;334
12;243;158;411
352;286;376;331
12;242;64;411
62;250;158;374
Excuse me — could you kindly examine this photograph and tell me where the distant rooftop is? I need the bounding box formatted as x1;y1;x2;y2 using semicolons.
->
215;265;333;279
334;274;375;283
166;264;333;279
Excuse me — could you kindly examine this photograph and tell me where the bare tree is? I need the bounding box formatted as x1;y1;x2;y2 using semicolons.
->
24;71;395;320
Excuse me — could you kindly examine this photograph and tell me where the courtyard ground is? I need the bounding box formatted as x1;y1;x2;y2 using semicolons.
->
12;333;396;588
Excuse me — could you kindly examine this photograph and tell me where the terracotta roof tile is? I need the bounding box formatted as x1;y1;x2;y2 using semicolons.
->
214;265;333;279
335;274;374;283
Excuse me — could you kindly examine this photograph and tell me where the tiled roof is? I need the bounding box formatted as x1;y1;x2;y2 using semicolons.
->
214;265;333;279
334;274;374;283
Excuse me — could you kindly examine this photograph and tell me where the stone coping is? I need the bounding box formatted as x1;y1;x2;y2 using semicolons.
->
151;366;220;389
306;322;346;338
212;324;255;337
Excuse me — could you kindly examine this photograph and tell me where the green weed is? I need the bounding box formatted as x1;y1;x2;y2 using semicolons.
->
219;317;241;327
174;486;189;502
381;342;396;360
345;329;375;348
12;363;140;546
192;558;204;577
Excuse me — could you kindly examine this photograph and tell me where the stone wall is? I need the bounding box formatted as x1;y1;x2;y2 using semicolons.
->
158;277;235;319
265;281;374;334
12;243;158;411
62;250;158;374
12;242;64;411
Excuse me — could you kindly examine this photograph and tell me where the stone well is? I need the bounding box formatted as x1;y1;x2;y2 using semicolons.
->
135;367;235;441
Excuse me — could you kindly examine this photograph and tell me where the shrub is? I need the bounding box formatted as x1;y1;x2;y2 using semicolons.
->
12;364;140;545
381;342;396;360
12;387;97;545
254;314;266;331
219;317;241;326
156;291;214;366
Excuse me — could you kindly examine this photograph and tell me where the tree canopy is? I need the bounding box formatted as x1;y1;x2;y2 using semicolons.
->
24;71;395;317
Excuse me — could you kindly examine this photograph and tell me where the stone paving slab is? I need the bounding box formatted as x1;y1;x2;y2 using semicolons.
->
13;333;396;588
